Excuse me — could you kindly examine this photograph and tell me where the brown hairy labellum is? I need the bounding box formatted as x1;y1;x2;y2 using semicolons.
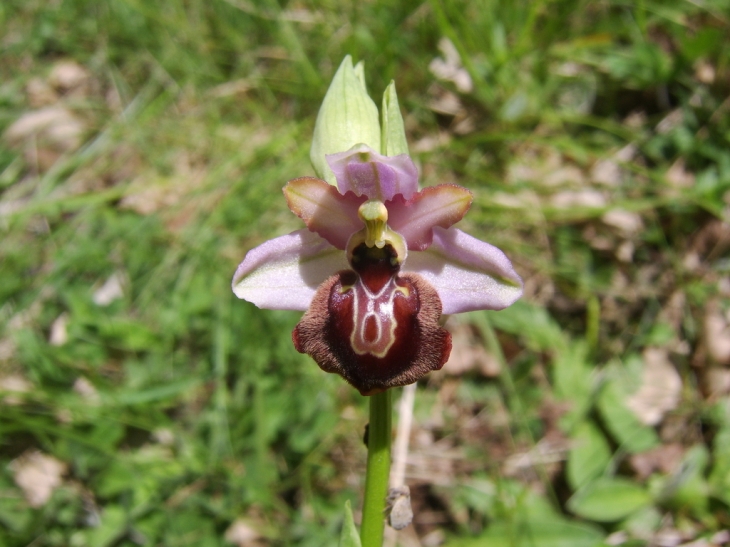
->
292;243;452;395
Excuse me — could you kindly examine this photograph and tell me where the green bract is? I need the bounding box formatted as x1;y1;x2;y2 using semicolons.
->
310;56;410;184
381;82;409;157
310;56;380;184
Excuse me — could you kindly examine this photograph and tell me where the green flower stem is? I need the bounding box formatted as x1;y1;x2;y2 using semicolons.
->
360;390;392;546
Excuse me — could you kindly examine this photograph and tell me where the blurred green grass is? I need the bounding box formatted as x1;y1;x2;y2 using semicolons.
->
1;0;730;545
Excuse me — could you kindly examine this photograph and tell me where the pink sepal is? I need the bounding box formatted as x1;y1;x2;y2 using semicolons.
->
232;229;348;311
402;227;523;314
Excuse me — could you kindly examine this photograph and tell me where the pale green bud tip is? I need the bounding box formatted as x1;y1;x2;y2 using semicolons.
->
353;60;367;89
381;81;409;157
310;56;382;185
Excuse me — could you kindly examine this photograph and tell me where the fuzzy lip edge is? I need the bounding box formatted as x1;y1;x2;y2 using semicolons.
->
291;269;452;395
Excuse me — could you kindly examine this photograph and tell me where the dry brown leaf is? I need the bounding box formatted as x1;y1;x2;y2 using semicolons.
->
615;144;637;162
655;528;684;547
4;105;86;170
49;312;69;346
626;348;682;426
491;190;540;210
694;60;716;84
428;90;463;116
678;540;710;547
507;147;563;185
48;60;91;96
224;519;265;547
0;338;16;363
421;529;446;547
452;116;475;135
26;77;58;108
704;301;730;365
502;437;568;477
93;271;125;306
590;159;622;186
658;291;686;332
441;322;500;377
615;240;634;263
602;209;644;237
543;165;586;187
411;132;451;154
208;79;253;99
624;111;647;128
429;38;473;93
629;443;684;480
551;189;607;209
656;109;683;134
702;368;730;398
666;159;695;189
5;106;85;151
11;451;67;508
588;144;636;187
119;151;208;224
152;428;175;446
73;377;100;405
584;232;615;252
0;374;31;405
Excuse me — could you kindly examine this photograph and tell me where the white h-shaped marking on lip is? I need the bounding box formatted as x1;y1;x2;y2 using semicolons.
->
349;275;401;358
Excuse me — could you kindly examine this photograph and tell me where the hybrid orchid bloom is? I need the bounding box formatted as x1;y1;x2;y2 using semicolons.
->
232;144;523;395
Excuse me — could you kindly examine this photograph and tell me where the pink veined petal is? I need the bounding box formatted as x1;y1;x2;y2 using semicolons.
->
284;177;366;249
387;184;473;251
232;229;348;311
402;227;523;314
326;144;419;201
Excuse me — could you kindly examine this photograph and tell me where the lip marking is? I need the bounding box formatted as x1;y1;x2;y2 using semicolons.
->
348;275;407;358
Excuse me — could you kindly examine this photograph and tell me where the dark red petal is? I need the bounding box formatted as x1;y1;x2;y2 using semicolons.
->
292;270;451;395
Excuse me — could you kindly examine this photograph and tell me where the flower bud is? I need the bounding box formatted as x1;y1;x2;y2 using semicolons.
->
310;56;381;185
381;81;409;157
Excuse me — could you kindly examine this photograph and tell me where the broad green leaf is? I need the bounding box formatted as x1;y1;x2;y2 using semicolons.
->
567;478;651;522
566;421;612;490
660;445;710;518
449;480;604;547
135;511;166;545
0;484;31;533
621;506;663;539
449;516;604;547
596;379;659;454
709;422;730;505
339;500;362;547
454;478;497;517
552;341;595;430
84;505;127;547
485;301;567;353
164;509;218;547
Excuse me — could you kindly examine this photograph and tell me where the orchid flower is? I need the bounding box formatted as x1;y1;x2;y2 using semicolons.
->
232;57;522;396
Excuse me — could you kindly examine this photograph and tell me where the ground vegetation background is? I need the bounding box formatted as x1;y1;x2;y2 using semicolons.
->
1;0;730;545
